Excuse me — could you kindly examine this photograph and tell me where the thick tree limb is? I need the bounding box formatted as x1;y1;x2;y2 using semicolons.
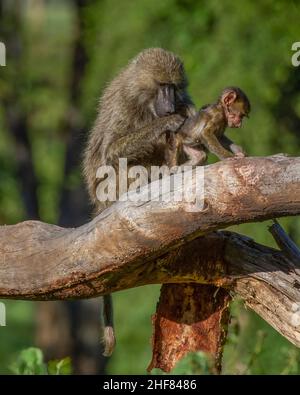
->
0;155;300;349
0;155;299;299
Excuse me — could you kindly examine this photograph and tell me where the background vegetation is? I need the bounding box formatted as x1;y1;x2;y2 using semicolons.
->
0;0;300;374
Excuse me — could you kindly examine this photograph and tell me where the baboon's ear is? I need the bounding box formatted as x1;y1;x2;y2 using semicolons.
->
222;90;237;106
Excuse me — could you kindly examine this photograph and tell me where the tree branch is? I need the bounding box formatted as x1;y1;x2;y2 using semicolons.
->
0;155;299;347
269;219;300;267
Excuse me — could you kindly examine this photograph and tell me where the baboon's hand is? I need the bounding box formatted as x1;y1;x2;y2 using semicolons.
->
234;151;246;158
164;114;186;133
230;143;246;157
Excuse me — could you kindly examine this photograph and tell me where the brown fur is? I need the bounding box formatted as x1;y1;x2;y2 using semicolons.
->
83;48;195;212
83;48;196;356
166;87;250;168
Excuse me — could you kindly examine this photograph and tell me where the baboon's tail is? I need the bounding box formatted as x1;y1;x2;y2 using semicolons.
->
102;294;116;357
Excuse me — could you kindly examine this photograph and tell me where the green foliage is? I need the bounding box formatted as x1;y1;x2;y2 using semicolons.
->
9;347;71;375
47;357;72;375
0;0;300;375
167;352;213;375
107;286;159;374
0;301;34;374
10;348;47;375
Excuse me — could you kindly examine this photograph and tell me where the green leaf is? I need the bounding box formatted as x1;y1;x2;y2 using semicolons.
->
48;357;72;375
10;347;47;375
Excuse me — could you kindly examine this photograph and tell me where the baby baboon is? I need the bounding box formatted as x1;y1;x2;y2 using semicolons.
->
166;86;250;168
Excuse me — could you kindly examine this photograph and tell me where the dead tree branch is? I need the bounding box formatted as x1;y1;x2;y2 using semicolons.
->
0;155;300;351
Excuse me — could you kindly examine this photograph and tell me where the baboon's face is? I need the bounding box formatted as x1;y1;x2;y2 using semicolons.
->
154;83;176;117
221;90;250;128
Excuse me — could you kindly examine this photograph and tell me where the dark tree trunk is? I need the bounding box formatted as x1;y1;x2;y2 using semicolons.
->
35;0;107;375
0;2;39;219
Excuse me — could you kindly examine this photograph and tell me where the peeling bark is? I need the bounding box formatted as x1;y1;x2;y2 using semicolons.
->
148;284;230;373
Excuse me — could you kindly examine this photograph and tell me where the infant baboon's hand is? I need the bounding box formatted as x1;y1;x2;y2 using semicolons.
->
234;152;246;158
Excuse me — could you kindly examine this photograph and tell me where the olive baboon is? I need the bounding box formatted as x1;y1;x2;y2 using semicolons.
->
83;48;196;356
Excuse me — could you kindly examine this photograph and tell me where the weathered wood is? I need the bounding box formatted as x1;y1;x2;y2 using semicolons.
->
224;231;300;347
0;155;299;299
0;155;299;349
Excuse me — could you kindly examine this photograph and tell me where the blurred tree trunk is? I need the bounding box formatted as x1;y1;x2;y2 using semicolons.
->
0;1;39;219
0;0;106;374
35;0;107;375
